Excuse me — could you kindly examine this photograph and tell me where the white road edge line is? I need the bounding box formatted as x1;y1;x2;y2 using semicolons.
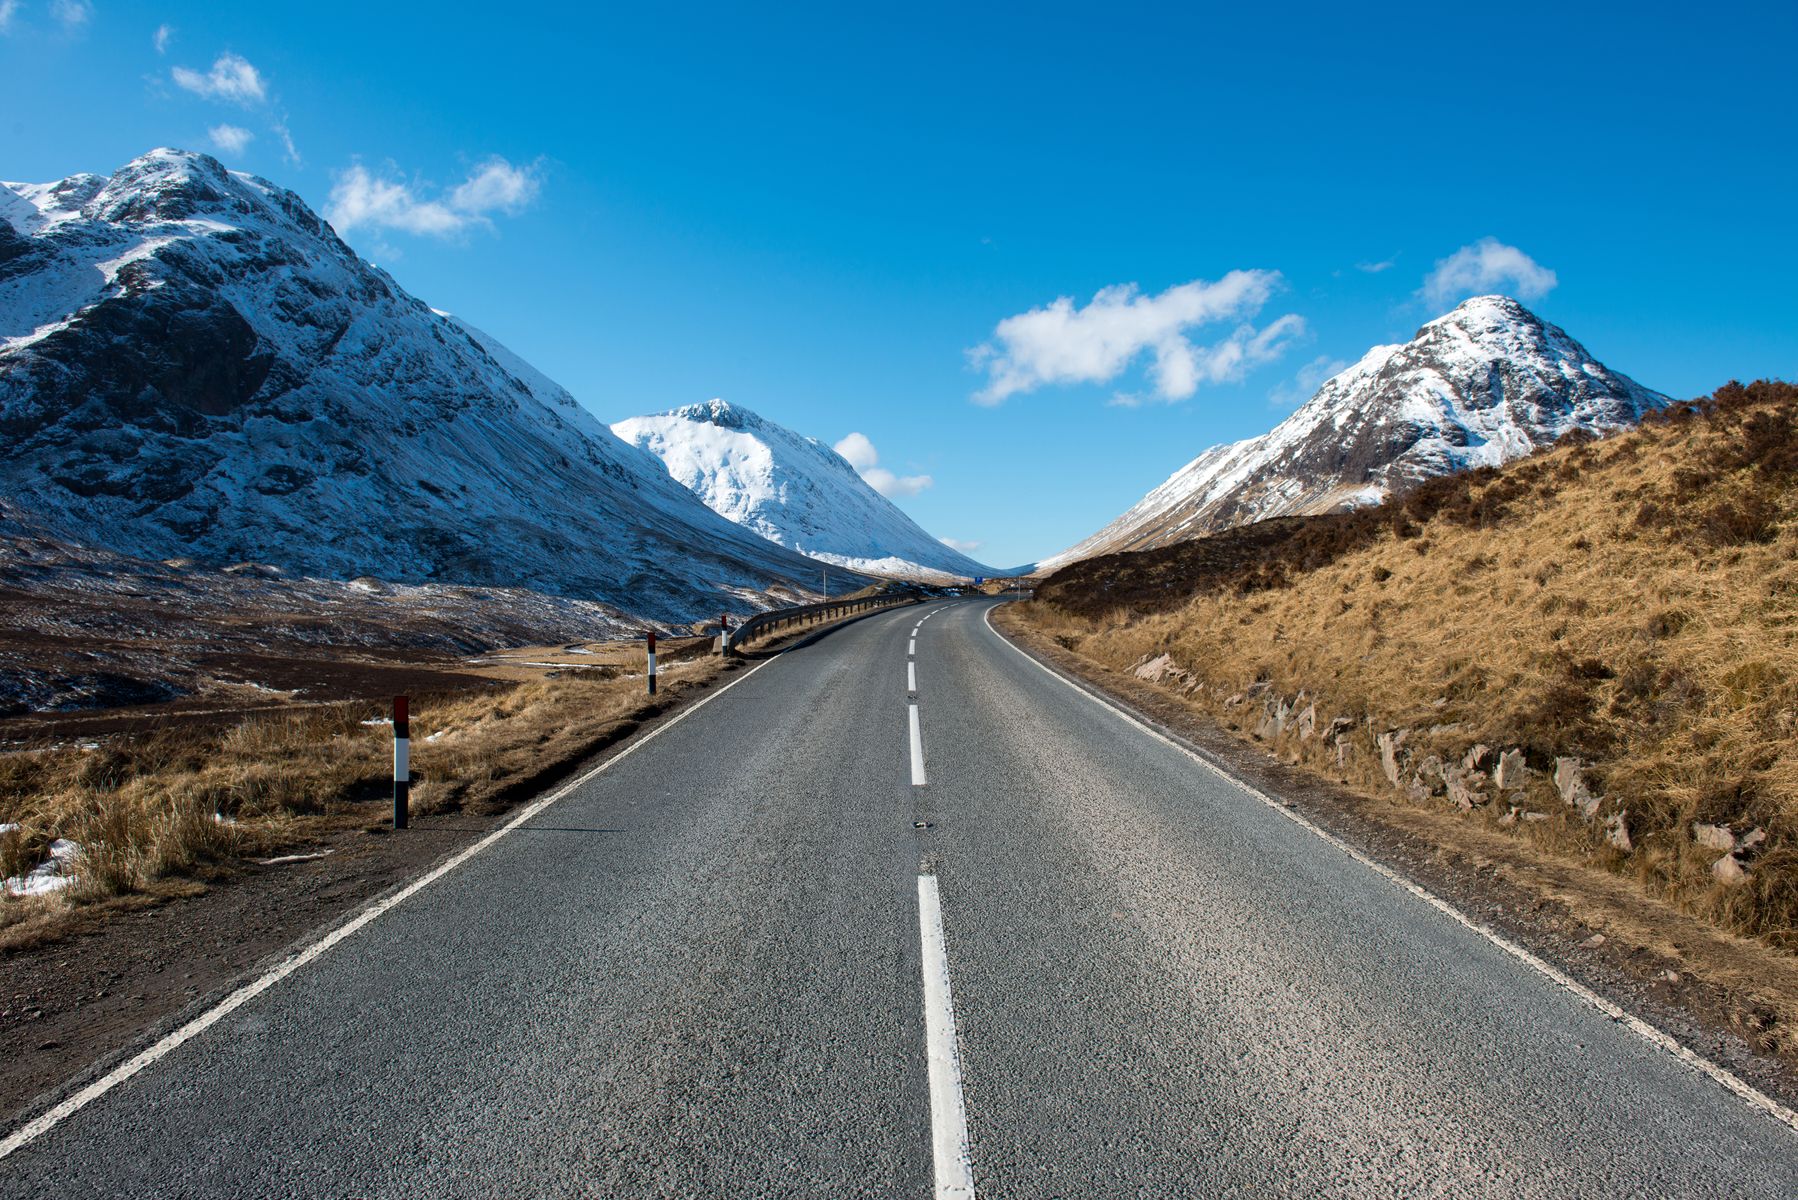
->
918;873;976;1199
982;604;1798;1137
0;655;781;1161
908;661;918;693
909;702;928;786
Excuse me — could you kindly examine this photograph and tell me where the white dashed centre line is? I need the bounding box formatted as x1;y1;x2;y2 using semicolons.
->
908;661;917;693
908;702;927;786
909;639;917;656
918;874;975;1198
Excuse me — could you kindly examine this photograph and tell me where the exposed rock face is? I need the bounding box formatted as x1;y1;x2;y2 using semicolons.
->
0;149;841;624
1039;296;1668;569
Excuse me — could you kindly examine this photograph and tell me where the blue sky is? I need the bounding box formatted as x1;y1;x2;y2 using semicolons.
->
3;1;1794;568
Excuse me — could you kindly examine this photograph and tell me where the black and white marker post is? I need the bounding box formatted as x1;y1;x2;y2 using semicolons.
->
392;694;410;830
645;630;657;696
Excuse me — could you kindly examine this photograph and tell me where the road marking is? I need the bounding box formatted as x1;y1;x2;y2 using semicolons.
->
909;639;917;656
918;874;975;1198
909;702;928;785
908;661;918;693
0;656;780;1161
982;604;1798;1137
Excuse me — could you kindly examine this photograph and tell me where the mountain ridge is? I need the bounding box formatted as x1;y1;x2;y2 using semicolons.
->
0;148;850;622
1038;296;1669;570
615;398;994;582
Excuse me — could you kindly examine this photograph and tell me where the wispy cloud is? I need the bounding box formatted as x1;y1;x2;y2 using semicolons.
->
153;23;172;54
207;124;254;155
939;537;982;553
172;51;267;105
272;118;300;165
1355;257;1396;274
968;271;1301;405
1421;238;1557;308
324;157;544;239
0;1;20;34
1270;354;1349;409
50;0;90;29
833;432;932;498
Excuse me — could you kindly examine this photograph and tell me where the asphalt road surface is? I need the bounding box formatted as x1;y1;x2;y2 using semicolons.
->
4;598;1795;1197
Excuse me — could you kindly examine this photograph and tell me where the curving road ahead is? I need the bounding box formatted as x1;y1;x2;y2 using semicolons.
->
2;598;1794;1197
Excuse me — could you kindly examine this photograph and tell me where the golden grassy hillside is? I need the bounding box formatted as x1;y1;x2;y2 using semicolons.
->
0;664;712;943
1027;380;1798;949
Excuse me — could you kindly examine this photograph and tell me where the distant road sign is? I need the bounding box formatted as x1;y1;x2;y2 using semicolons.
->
973;577;984;585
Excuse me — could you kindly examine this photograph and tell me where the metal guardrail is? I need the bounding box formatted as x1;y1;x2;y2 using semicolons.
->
725;590;922;653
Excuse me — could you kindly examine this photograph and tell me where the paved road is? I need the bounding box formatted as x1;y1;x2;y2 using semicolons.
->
3;598;1795;1197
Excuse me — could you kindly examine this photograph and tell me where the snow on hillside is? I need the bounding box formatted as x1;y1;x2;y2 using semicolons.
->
1040;296;1669;570
0;149;848;623
614;399;994;581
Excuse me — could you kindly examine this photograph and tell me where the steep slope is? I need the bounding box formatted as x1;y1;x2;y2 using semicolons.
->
0;149;842;623
1040;296;1668;570
614;399;993;581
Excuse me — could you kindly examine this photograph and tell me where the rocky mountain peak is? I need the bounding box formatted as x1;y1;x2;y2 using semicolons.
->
0;150;846;623
1039;297;1668;570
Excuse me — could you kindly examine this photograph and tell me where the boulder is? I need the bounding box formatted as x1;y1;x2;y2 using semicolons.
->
1552;758;1603;821
1691;823;1736;853
1712;854;1749;886
1334;734;1353;769
1296;703;1317;741
1377;730;1409;788
1446;769;1482;813
1134;653;1179;683
1254;696;1290;740
1604;811;1632;852
1462;743;1494;773
1494;748;1529;790
1739;827;1768;855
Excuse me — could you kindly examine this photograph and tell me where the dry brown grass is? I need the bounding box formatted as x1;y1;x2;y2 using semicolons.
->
1026;380;1798;951
0;662;713;934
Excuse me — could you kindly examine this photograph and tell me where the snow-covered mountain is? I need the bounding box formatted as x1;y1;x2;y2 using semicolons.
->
0;148;850;624
614;399;993;581
1040;296;1669;570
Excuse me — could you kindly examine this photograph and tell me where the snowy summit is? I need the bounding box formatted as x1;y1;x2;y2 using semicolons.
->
615;399;993;582
0;149;845;622
1040;296;1669;569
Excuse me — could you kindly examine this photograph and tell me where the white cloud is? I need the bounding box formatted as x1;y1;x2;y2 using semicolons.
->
172;51;267;105
1421;237;1557;308
272;118;300;165
207;124;254;155
833;432;932;498
325;156;543;239
1270;354;1349;409
0;2;20;34
939;537;982;553
449;158;541;215
153;23;172;53
1356;258;1396;274
969;270;1301;404
51;0;89;28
